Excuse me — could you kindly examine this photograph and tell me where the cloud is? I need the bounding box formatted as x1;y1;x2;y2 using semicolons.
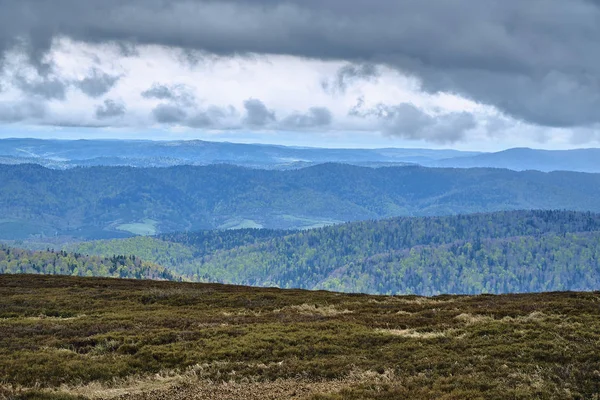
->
95;99;126;119
7;67;118;102
3;0;600;127
243;98;275;126
188;106;237;128
0;100;46;122
322;63;380;94
141;83;196;106
75;68;120;98
142;80;237;127
354;102;477;143
13;75;67;100
145;83;223;126
142;84;178;100
152;103;187;124
281;107;332;129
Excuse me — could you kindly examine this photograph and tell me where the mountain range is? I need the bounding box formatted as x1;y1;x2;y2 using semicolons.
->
434;147;600;172
2;138;600;172
0;138;473;169
3;163;600;240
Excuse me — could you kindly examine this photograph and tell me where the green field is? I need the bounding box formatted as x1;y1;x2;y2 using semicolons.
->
115;219;158;236
1;274;599;399
279;214;342;229
218;218;264;230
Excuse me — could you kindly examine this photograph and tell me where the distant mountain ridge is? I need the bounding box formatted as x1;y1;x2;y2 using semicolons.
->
3;163;600;240
0;138;475;170
0;138;598;172
435;147;600;172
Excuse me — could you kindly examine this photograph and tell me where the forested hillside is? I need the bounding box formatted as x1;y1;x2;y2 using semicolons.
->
0;246;179;281
71;229;293;268
4;163;600;240
72;210;600;295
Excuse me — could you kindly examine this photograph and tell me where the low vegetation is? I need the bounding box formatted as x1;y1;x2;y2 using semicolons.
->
1;274;599;399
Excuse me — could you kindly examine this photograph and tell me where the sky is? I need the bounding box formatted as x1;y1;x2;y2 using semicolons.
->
1;0;600;151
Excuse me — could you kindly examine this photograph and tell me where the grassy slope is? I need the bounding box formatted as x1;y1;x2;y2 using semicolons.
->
1;274;600;399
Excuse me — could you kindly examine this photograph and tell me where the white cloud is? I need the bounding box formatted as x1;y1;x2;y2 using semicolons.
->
0;38;599;150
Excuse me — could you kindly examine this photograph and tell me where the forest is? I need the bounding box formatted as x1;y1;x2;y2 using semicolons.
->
3;163;600;239
0;246;179;281
68;210;600;295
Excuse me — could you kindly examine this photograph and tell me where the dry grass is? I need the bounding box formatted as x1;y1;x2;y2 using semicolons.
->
395;296;457;305
454;313;495;325
280;303;353;316
376;328;455;339
107;378;352;400
42;365;389;400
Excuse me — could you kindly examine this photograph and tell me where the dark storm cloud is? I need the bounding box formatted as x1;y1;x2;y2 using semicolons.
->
152;104;188;124
95;99;126;119
75;68;120;98
3;0;600;127
243;99;276;126
353;102;477;143
322;63;380;94
281;107;332;129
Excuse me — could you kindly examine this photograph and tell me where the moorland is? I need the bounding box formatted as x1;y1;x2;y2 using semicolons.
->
1;274;600;400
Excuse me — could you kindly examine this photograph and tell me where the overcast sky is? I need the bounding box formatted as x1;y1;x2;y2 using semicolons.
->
1;0;600;150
